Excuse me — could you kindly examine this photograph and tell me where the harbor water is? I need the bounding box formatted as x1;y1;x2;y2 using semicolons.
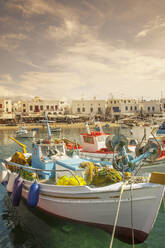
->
0;126;165;248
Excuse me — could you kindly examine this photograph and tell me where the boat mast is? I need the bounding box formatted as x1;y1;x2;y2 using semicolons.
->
44;112;52;140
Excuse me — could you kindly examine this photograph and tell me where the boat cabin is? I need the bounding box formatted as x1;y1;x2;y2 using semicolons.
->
80;131;110;152
31;139;66;179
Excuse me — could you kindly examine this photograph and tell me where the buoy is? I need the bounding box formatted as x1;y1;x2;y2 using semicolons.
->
27;180;40;207
0;169;8;183
6;172;18;192
0;163;10;183
12;175;23;207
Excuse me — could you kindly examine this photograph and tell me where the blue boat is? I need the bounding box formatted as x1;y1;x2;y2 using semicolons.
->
156;122;165;136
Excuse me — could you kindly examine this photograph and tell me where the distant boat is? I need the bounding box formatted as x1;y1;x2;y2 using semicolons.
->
15;126;36;138
51;127;61;132
156;122;165;136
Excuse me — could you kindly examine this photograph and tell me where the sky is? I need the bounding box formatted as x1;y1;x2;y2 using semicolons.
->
0;0;165;100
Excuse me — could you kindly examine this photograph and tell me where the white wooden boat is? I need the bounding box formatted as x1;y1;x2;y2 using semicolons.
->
1;157;165;244
22;174;164;244
15;126;36;138
1;114;165;244
70;123;137;161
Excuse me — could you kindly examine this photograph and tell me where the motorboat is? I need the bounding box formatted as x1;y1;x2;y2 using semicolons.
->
51;127;62;132
68;122;138;161
15;126;36;138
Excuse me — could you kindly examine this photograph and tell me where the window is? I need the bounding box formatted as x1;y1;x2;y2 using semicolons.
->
82;107;85;112
90;107;93;113
35;105;39;112
124;100;126;103
135;106;137;111
6;108;8;112
55;105;58;110
23;104;25;107
148;107;150;112
83;136;94;144
30;105;33;111
113;107;120;112
51;106;54;110
152;106;155;111
40;105;43;111
77;107;80;113
125;106;128;111
0;104;2;108
23;109;26;113
114;101;116;104
46;105;49;110
164;104;165;108
130;106;132;111
98;107;101;113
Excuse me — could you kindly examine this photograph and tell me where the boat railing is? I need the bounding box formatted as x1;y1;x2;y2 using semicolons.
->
2;160;82;185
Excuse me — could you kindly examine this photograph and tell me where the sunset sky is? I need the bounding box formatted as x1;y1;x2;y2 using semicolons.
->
0;0;165;100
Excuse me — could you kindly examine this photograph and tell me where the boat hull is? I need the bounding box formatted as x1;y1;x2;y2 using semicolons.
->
16;132;35;138
22;180;165;244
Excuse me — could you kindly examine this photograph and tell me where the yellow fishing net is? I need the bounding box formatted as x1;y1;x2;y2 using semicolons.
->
57;175;86;186
11;152;27;165
9;152;34;181
80;161;122;186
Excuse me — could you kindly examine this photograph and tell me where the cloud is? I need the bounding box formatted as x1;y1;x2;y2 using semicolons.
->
7;0;55;16
1;0;165;100
0;33;26;52
136;16;165;38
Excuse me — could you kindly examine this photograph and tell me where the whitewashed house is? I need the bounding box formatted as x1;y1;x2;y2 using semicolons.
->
0;99;14;121
106;98;139;119
71;97;106;117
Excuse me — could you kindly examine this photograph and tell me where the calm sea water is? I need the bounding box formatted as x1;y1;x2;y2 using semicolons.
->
0;126;165;248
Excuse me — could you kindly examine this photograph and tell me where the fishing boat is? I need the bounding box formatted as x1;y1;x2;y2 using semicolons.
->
15;125;36;138
1;114;165;244
51;127;62;132
1;135;165;244
70;122;138;161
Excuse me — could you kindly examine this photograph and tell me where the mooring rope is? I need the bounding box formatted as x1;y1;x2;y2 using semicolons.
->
130;183;135;248
109;182;125;248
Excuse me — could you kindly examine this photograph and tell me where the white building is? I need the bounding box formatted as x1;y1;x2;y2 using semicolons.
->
0;99;14;121
160;98;165;114
15;96;69;121
106;98;139;119
139;100;162;116
71;97;106;117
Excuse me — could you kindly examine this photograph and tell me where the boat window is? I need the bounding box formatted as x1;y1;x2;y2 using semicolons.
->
56;145;64;153
97;136;105;142
83;136;94;144
41;146;49;155
129;139;137;146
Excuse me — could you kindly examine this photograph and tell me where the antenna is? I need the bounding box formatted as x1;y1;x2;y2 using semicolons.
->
85;122;91;134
